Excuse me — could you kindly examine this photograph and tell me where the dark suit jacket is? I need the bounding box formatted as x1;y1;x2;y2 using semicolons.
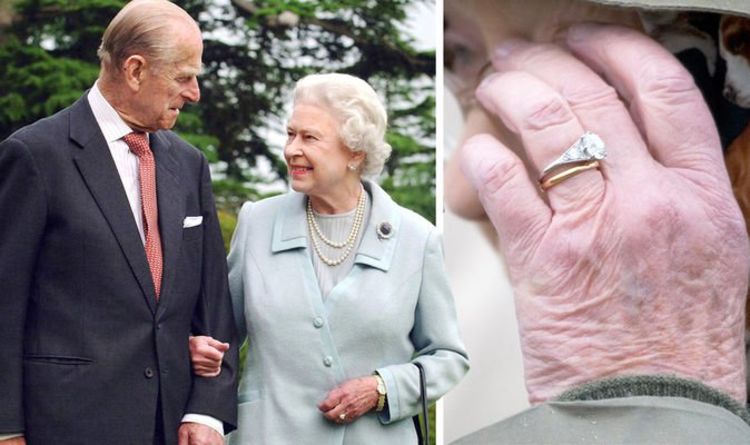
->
0;94;238;444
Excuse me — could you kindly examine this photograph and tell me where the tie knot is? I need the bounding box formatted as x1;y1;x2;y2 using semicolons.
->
123;132;151;158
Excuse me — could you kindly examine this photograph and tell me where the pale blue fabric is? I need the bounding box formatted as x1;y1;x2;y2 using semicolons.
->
451;396;750;444
226;180;469;444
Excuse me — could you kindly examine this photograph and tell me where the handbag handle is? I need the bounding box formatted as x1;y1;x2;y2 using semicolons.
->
412;362;429;445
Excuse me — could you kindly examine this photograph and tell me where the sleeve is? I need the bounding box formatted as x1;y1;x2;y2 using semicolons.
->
375;228;470;423
184;154;239;433
0;137;48;434
226;201;255;345
181;413;224;435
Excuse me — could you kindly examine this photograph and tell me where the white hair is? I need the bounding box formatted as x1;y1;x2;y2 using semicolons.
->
292;73;392;178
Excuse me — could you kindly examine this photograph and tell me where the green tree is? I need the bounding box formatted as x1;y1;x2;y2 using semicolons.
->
0;1;437;439
0;0;436;222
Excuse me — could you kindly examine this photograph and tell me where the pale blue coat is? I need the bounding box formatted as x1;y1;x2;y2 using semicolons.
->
226;180;469;444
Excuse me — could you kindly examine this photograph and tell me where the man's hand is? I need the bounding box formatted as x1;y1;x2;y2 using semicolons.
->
0;437;25;445
178;422;223;445
462;23;749;403
318;376;379;424
189;335;229;377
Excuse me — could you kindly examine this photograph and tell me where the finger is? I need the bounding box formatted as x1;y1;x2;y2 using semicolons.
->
566;23;723;175
475;71;606;209
197;345;224;361
193;361;221;371
177;424;189;445
323;402;349;423
194;366;220;377
460;134;550;261
206;338;230;352
318;391;341;412
490;39;652;179
193;356;222;368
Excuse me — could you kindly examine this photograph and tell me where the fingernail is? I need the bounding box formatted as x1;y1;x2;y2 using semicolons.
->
493;38;527;61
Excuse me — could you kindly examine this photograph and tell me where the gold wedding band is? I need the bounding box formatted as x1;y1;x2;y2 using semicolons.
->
539;160;600;191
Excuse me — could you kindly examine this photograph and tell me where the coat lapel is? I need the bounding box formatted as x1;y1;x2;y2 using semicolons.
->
151;131;183;315
269;181;401;317
69;95;157;314
354;181;401;272
270;181;401;268
271;191;308;253
270;180;401;268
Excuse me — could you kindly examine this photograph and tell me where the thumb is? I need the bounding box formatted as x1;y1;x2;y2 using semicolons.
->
460;134;550;259
207;337;230;352
177;424;190;445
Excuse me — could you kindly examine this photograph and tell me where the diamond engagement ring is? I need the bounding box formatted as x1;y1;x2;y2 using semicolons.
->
541;131;606;177
339;413;347;421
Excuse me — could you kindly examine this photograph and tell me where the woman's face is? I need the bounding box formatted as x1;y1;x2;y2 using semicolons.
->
284;103;360;201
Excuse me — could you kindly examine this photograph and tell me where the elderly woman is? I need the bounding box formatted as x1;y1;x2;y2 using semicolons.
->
444;0;750;443
191;73;468;443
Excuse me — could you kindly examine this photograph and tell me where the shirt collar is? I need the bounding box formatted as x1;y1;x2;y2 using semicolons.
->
88;81;141;143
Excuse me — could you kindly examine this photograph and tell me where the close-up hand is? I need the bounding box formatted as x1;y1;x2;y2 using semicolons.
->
0;437;25;445
178;422;224;445
189;335;229;377
318;376;380;424
460;23;749;403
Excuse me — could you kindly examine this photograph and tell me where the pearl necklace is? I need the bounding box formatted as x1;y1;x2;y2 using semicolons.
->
307;187;366;267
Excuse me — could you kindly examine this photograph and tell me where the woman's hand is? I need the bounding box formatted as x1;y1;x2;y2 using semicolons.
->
188;335;229;377
318;376;379;424
461;24;749;403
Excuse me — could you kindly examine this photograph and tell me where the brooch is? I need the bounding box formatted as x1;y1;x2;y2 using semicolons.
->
376;222;393;240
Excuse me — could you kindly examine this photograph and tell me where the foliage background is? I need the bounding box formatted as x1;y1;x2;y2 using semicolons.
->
0;0;436;232
0;0;436;441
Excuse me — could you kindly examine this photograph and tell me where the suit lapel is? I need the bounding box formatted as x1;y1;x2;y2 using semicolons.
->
69;95;157;314
151;131;183;316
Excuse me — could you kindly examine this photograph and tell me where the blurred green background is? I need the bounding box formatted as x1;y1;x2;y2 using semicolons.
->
0;0;437;441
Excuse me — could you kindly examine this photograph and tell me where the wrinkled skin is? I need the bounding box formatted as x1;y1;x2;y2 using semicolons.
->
460;24;749;403
188;335;229;377
178;422;224;445
317;376;380;424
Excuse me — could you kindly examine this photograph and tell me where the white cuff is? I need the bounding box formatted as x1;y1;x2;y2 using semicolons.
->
181;413;224;436
0;433;23;441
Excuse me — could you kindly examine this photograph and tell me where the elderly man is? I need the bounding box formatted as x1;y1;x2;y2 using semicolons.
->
0;1;237;444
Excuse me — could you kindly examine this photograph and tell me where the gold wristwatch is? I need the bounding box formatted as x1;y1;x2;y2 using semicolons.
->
374;373;387;412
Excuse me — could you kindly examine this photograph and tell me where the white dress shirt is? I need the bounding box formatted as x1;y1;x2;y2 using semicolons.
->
88;83;225;437
0;85;224;441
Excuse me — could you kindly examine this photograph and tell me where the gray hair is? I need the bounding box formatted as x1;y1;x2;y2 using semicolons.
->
293;73;392;178
97;0;197;75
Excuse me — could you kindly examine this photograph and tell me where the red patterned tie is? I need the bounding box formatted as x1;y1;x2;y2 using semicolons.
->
123;132;163;299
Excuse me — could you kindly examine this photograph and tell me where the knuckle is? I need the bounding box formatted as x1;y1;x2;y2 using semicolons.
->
638;63;699;103
521;95;574;131
565;84;620;110
476;156;525;196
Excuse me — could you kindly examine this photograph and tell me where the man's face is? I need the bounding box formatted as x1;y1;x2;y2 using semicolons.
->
133;25;203;131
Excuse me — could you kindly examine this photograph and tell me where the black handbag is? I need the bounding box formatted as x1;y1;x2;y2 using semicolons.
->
412;362;429;445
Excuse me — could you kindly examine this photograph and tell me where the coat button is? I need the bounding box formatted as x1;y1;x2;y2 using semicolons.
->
313;317;324;328
323;356;333;367
144;367;155;378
